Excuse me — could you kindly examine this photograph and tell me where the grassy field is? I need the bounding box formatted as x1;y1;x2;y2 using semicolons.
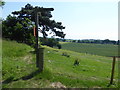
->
60;42;118;57
2;39;119;88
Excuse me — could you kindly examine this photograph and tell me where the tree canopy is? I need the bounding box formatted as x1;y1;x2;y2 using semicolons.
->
2;4;66;48
12;3;66;38
2;15;35;46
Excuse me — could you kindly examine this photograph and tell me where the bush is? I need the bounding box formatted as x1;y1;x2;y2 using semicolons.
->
62;52;70;57
40;37;62;49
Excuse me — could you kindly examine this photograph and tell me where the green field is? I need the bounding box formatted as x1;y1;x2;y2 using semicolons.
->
2;39;119;88
60;42;118;57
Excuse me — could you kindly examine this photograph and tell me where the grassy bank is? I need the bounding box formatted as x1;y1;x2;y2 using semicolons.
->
2;39;118;88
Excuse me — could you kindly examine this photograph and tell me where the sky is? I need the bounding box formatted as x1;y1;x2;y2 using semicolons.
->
1;0;119;40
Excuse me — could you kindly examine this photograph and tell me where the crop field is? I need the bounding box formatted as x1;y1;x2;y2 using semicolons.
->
60;42;118;57
2;39;119;88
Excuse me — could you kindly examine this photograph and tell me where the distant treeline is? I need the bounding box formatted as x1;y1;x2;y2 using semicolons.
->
57;38;120;45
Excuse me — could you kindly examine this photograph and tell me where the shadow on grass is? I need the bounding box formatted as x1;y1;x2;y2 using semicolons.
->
2;69;41;84
2;76;14;84
21;69;41;80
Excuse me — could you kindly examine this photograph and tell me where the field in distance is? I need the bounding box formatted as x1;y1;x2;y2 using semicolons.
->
60;42;118;57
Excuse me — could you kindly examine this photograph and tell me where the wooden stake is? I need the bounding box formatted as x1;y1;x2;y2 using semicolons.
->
35;11;44;72
110;56;116;84
35;12;39;68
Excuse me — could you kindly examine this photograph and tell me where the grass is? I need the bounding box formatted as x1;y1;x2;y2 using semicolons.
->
60;42;118;57
2;39;119;88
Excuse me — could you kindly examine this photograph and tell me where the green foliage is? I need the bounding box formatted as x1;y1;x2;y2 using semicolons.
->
61;42;118;57
2;4;65;48
40;37;62;49
12;3;66;38
2;39;118;88
2;15;36;47
57;44;61;49
63;39;118;45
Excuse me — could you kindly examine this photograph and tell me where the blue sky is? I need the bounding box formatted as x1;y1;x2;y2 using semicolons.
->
1;1;118;40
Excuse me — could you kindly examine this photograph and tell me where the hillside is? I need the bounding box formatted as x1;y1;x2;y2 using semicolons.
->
60;42;118;57
2;39;118;88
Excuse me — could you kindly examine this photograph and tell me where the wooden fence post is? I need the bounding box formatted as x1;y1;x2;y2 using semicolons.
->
110;56;116;84
38;47;44;72
35;11;39;68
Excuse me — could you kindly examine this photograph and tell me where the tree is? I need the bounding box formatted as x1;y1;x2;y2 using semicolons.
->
77;40;81;43
117;40;120;45
72;40;76;43
12;3;66;38
2;3;66;47
110;40;117;45
0;0;5;8
103;39;110;44
2;15;35;47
